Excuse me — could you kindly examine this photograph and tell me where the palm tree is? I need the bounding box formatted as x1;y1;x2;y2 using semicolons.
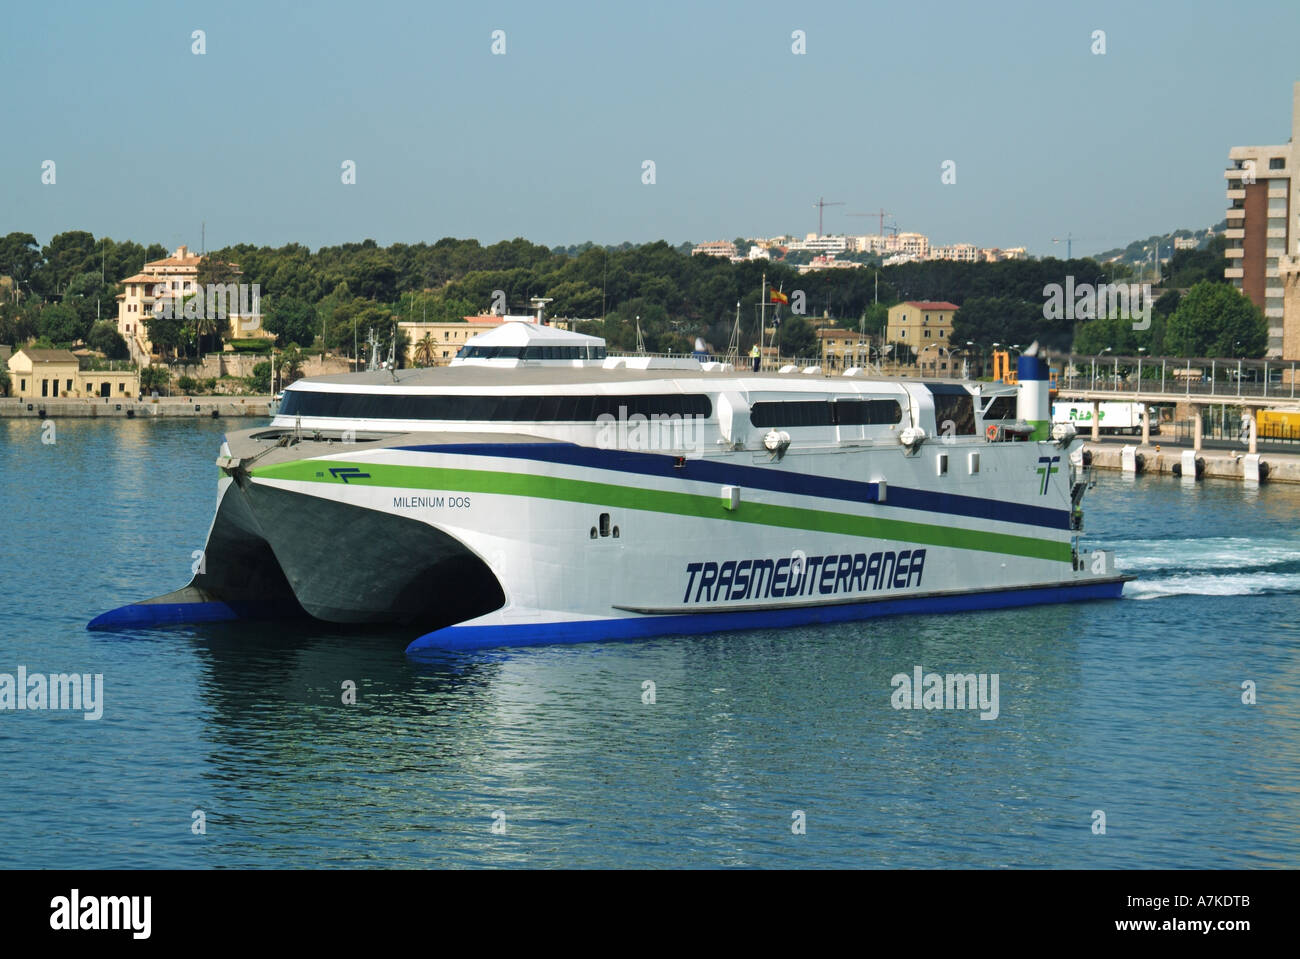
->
413;332;435;367
280;343;304;385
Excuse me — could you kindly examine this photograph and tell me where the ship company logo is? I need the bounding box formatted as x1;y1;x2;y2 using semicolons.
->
683;549;925;604
1036;455;1060;495
329;466;371;483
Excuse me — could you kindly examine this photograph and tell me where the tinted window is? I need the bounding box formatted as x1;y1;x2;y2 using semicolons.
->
982;396;1016;420
931;390;976;435
456;344;607;360
281;391;711;421
750;399;902;428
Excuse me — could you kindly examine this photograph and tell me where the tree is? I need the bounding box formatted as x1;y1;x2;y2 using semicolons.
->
0;232;42;286
413;332;435;367
35;231;97;295
264;296;317;347
279;343;304;386
88;320;128;359
195;256;239;289
140;365;170;395
248;361;272;393
777;314;816;359
1164;281;1267;358
1072;315;1139;355
145;309;186;360
64;271;115;330
1163;235;1228;289
37;302;86;345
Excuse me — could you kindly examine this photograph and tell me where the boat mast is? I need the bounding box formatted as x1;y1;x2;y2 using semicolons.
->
725;300;740;364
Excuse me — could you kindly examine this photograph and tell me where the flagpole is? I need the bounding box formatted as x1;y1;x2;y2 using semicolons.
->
760;272;767;371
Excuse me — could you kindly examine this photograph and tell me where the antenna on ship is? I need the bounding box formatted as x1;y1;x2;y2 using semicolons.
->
635;315;645;354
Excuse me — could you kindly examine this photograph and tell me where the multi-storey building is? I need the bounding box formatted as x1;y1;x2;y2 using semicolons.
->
886;301;959;351
1225;81;1300;359
931;243;979;263
115;245;265;362
691;241;738;259
786;233;850;253
816;327;871;371
398;315;506;366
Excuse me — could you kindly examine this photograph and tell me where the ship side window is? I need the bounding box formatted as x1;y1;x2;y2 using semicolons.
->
279;391;711;422
981;396;1016;420
929;388;976;435
832;399;904;426
750;399;901;428
599;513;611;537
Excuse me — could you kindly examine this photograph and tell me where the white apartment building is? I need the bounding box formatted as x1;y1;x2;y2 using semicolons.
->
691;241;738;259
931;243;979;263
786;233;850;253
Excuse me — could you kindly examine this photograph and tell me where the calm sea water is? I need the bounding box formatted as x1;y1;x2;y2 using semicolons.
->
1;416;1298;868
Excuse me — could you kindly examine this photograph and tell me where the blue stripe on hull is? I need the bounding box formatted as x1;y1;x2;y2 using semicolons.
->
398;442;1071;531
406;579;1126;653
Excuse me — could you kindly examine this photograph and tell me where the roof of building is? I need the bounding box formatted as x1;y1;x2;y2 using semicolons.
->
144;246;203;269
120;272;163;284
16;348;78;363
901;301;960;311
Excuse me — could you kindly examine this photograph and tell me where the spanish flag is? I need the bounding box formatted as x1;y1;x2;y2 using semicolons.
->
769;289;789;305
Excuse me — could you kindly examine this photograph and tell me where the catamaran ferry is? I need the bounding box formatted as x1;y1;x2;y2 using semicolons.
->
90;314;1127;651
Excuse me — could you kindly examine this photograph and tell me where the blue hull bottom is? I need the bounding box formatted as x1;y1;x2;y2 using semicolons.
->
87;599;289;630
406;578;1128;653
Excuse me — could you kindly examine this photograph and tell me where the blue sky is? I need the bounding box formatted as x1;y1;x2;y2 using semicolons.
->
3;0;1297;257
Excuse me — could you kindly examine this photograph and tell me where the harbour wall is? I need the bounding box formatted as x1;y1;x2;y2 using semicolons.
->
0;397;273;418
1082;443;1300;484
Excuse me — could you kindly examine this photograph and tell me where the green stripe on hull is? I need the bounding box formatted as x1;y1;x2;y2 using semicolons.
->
252;459;1071;563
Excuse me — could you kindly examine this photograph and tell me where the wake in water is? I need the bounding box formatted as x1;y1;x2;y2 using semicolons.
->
1098;536;1300;600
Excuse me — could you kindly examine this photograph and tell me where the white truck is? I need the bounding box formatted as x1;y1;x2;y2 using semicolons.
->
1052;401;1158;436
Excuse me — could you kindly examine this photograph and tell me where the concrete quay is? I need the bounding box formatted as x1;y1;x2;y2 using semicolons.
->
0;396;274;418
1082;441;1300;484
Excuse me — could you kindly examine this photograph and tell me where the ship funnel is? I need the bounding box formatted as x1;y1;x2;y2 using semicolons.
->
1016;342;1050;440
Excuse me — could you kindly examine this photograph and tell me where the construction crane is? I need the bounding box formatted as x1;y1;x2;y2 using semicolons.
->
1052;233;1119;260
813;196;845;236
848;209;893;236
